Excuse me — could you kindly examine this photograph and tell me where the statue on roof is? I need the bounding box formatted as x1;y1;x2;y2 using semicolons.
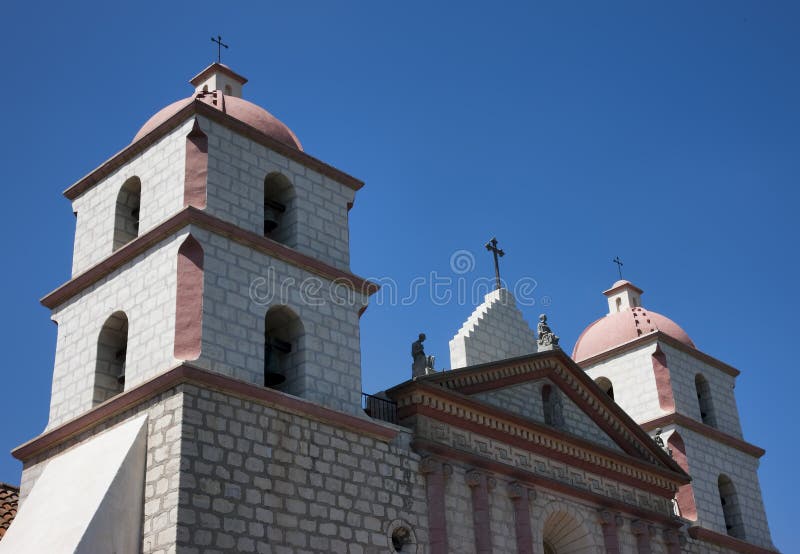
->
537;314;560;350
412;333;436;378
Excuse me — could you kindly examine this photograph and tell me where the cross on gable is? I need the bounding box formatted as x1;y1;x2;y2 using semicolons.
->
485;237;505;291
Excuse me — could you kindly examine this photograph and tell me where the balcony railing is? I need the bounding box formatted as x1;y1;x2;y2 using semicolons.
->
362;392;398;425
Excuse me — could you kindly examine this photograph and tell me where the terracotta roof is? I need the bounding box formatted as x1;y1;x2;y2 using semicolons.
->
0;483;19;539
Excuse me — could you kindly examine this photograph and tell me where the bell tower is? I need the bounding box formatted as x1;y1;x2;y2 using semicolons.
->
573;280;776;552
43;62;377;429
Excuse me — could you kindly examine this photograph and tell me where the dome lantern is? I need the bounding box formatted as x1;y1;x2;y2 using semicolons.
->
190;62;248;98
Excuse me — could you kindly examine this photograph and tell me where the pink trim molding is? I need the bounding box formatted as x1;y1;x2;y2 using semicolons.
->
40;207;380;309
466;470;493;554
12;363;397;462
420;457;450;554
598;510;622;554
667;432;697;521
651;345;675;412
184;119;208;209
508;482;534;554
174;235;204;360
687;527;779;554
641;413;765;458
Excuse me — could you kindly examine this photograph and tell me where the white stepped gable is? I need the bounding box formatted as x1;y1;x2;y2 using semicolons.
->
0;415;148;554
449;288;538;369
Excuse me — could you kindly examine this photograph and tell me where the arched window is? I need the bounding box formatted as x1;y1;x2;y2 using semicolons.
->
541;384;564;428
264;305;304;394
695;374;717;427
224;84;232;95
94;311;128;405
718;475;746;539
113;177;141;251
615;297;622;312
263;172;296;245
594;377;615;401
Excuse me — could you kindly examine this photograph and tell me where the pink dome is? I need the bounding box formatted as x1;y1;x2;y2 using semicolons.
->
133;92;302;150
572;307;695;362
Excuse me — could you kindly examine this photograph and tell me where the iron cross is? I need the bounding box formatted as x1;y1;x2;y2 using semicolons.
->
211;35;229;63
613;256;624;279
485;237;505;291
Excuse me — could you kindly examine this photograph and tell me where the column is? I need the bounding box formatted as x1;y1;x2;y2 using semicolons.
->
421;457;451;554
597;510;622;554
662;529;682;554
507;482;535;554
631;520;654;554
466;469;494;554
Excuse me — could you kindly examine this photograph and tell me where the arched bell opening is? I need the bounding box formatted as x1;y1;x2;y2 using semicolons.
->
695;373;717;428
113;177;141;251
94;311;129;405
719;474;746;540
264;305;304;394
263;172;296;245
594;376;615;401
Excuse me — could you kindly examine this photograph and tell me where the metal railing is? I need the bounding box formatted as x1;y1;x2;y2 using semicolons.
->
362;392;398;424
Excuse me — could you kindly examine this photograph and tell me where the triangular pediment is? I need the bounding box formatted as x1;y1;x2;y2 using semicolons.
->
472;377;625;454
388;349;685;476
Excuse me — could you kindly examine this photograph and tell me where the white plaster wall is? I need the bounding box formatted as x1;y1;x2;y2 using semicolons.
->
449;288;538;369
664;426;773;549
473;379;624;453
662;344;743;438
70;120;191;276
19;389;184;554
203;118;356;272
583;342;667;424
49;233;184;428
190;227;368;415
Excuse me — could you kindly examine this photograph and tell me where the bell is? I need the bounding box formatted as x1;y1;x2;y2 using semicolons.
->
264;336;292;388
263;199;286;235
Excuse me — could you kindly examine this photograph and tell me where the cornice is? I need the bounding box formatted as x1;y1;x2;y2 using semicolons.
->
392;350;685;475
640;413;765;458
687;526;779;554
12;363;397;462
40;207;379;309
64;98;363;201
576;332;740;378
394;381;688;496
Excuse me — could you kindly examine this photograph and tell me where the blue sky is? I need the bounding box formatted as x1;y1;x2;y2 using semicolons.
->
1;1;798;550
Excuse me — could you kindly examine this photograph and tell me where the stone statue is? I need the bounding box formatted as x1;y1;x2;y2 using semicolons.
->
412;333;433;378
653;428;673;457
537;314;560;349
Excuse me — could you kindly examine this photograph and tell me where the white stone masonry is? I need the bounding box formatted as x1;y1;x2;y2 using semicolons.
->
449;288;538;369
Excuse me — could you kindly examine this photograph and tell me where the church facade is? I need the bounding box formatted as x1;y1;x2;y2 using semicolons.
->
0;63;777;554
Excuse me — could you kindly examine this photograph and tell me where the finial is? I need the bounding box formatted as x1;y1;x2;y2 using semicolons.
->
211;35;229;63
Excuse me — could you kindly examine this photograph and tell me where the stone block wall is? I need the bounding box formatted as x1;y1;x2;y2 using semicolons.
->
449;289;538;369
662;344;743;439
191;227;368;415
583;342;667;424
18;389;184;554
202;118;356;272
70;120;191;276
48;232;184;428
666;427;773;549
177;384;428;553
473;379;623;453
